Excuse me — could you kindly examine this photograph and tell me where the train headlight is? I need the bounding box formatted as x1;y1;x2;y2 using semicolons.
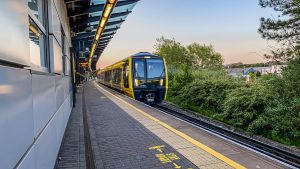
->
159;79;164;86
134;78;139;87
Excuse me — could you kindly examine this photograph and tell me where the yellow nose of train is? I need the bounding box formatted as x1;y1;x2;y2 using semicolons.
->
97;52;168;103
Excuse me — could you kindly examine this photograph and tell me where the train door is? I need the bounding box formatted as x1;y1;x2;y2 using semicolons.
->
123;60;134;98
123;61;129;88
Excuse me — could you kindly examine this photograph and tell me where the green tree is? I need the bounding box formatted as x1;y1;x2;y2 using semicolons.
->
154;37;190;70
154;37;193;94
256;71;262;77
154;37;223;70
258;0;300;61
186;43;223;69
249;72;256;81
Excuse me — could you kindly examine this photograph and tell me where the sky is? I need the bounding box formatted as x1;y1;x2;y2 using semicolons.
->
97;0;276;69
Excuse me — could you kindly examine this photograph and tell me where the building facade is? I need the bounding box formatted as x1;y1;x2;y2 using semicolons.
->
0;1;73;169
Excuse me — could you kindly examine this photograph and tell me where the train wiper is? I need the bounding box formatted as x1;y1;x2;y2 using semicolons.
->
159;70;165;78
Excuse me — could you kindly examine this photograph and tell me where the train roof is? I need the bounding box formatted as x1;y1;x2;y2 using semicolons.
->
99;52;162;72
131;52;160;58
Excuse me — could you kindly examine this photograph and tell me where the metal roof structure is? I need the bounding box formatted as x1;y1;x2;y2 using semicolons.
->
65;0;139;70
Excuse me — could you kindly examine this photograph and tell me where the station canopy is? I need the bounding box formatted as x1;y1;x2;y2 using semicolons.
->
65;0;139;70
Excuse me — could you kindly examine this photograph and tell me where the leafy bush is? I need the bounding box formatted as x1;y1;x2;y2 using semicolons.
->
249;58;300;145
171;70;240;113
155;37;300;147
168;67;194;97
221;84;274;129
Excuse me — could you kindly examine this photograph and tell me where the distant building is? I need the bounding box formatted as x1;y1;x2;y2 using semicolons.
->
271;65;287;74
226;68;244;77
243;67;256;75
255;67;272;74
226;65;287;79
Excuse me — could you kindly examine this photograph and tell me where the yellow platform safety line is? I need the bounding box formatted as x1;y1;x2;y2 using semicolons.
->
95;83;246;169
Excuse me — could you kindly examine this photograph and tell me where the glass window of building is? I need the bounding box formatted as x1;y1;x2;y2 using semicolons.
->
62;28;66;75
28;18;47;69
28;0;45;25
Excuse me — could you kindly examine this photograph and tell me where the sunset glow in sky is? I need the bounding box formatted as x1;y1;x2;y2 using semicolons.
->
97;0;275;69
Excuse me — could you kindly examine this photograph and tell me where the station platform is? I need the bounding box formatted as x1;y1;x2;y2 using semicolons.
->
55;81;288;169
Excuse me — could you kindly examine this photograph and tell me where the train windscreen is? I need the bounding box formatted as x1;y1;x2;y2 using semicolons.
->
134;58;165;80
134;60;145;78
146;59;165;79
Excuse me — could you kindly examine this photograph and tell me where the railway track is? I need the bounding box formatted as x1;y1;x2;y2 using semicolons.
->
152;103;300;169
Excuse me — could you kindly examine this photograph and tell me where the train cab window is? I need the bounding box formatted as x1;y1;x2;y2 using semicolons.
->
123;62;129;88
147;59;165;79
134;60;145;78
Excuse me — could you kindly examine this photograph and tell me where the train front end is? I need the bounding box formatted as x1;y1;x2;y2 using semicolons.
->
132;53;168;103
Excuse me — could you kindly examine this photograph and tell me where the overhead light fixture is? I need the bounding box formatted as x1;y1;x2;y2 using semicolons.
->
88;0;118;71
95;34;100;41
92;43;96;51
100;17;107;28
103;4;113;17
95;27;103;40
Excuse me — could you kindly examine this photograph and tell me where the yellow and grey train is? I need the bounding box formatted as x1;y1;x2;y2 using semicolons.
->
97;52;168;103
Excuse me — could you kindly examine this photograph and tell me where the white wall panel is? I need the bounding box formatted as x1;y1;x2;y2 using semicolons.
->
53;0;72;45
55;94;71;149
16;146;35;169
55;105;64;148
0;1;30;65
32;74;56;137
34;92;72;169
34;113;58;169
65;58;71;76
48;0;61;46
62;77;69;99
0;66;34;169
55;75;64;109
1;0;74;168
50;36;63;74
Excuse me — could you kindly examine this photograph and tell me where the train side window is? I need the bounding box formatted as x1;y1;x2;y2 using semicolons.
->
108;70;112;81
117;68;122;84
114;68;121;84
123;62;129;88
